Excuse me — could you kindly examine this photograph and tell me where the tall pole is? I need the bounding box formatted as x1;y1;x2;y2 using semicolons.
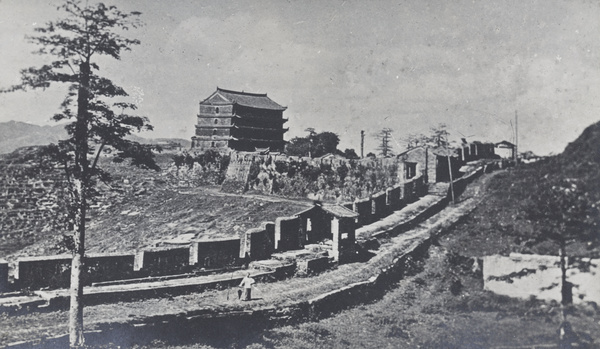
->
360;130;365;158
514;110;518;166
445;132;455;204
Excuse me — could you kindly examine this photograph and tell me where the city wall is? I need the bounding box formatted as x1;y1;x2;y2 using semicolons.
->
2;173;431;292
0;154;501;293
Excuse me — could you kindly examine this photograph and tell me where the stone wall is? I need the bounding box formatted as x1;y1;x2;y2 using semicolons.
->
275;216;302;251
371;191;388;221
139;247;191;277
297;256;330;275
84;253;138;285
220;153;256;193
0;260;8;292
191;238;241;270
353;198;372;227
0;159;68;256
16;255;72;290
240;222;275;261
1;160;491;292
222;152;401;200
387;185;403;210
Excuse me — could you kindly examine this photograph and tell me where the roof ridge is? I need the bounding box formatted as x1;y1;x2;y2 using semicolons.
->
216;87;267;97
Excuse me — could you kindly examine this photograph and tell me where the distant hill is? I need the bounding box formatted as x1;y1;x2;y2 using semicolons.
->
561;119;600;167
0;121;191;154
0;121;67;155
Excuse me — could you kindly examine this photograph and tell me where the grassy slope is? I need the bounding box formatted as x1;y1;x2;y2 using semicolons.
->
221;165;600;349
240;122;600;349
116;171;599;349
3;123;599;347
1;166;598;348
6;153;312;259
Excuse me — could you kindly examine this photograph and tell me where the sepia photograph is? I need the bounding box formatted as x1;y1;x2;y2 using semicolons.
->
0;0;599;348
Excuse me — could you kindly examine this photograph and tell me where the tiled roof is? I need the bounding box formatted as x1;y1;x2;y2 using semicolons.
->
202;87;287;111
495;140;515;147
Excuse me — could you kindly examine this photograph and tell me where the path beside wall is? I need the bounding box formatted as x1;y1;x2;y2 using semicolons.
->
1;167;491;348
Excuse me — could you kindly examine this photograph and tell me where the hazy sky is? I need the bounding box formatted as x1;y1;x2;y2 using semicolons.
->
1;0;599;155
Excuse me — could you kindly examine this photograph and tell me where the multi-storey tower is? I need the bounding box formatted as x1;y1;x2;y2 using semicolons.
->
191;87;288;152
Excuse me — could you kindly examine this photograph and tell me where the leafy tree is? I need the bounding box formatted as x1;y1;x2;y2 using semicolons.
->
525;177;598;323
305;127;316;157
428;123;450;147
285;130;340;157
342;148;360;159
2;1;154;347
376;128;394;157
312;131;340;157
286;136;311;157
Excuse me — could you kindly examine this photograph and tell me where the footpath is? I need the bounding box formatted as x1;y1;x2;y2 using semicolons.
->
0;169;492;348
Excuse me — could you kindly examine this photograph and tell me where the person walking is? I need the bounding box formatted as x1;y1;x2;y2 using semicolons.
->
239;272;255;301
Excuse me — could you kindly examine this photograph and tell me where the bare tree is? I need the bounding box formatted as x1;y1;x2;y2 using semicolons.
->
404;124;450;150
376;128;394;157
2;1;156;347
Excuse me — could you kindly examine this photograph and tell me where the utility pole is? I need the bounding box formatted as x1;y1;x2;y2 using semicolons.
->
360;130;365;158
444;132;455;204
514;110;518;166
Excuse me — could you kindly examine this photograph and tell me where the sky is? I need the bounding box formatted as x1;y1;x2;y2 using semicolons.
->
0;0;599;156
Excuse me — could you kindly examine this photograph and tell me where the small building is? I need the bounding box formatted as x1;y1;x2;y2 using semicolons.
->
296;203;359;263
191;87;288;152
396;146;462;183
468;141;496;160
397;146;435;183
495;140;515;159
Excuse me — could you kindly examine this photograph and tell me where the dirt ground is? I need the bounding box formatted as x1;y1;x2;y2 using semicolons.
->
8;185;312;259
132;170;600;349
2;169;599;348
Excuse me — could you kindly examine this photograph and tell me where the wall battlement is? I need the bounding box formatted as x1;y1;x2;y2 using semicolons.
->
0;157;506;293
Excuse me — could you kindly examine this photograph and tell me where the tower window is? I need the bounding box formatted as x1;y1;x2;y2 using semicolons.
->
212;129;217;136
215;107;219;114
211;141;215;147
214;119;218;124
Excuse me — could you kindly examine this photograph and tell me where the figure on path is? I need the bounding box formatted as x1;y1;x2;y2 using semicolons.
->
239;272;255;301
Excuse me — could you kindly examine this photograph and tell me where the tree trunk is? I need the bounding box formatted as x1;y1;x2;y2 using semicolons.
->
559;243;572;322
69;61;91;348
69;179;86;348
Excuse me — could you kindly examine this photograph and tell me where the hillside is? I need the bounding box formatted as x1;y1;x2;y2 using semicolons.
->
0;148;310;259
445;120;600;258
0;121;67;154
0;121;191;154
200;122;600;349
